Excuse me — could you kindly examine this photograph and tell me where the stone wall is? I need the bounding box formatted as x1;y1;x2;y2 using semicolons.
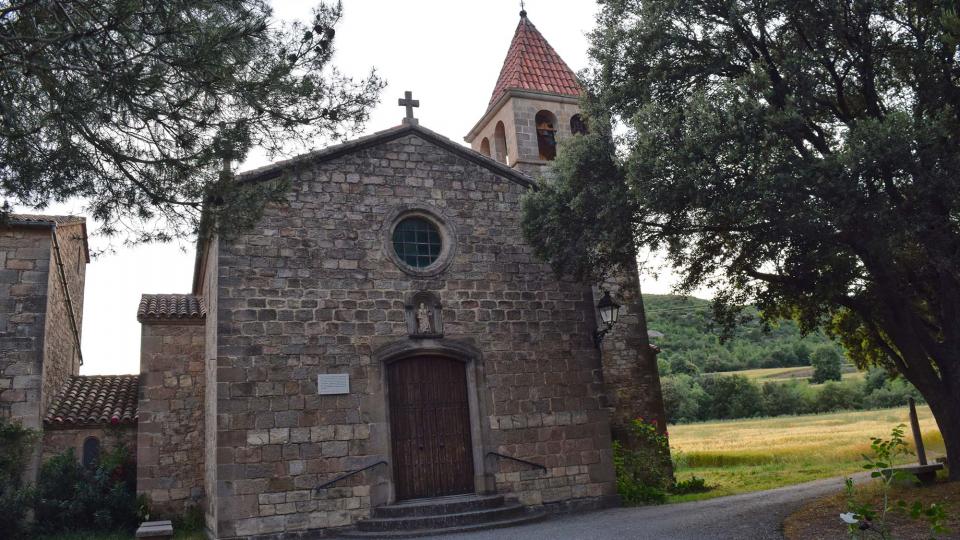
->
467;91;582;178
208;132;631;538
201;238;220;534
0;227;51;432
595;267;669;444
138;322;206;517
41;224;86;417
42;425;136;463
509;94;582;177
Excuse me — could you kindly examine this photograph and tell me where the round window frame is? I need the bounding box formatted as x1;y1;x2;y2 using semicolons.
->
383;205;457;277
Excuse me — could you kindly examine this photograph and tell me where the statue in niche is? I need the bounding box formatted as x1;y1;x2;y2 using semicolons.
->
416;302;433;334
405;291;443;338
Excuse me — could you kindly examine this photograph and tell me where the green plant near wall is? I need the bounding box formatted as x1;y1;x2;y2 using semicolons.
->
0;419;38;539
612;418;674;504
35;440;142;535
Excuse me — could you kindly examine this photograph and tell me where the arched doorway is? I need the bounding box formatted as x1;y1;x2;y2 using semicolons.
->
387;355;475;500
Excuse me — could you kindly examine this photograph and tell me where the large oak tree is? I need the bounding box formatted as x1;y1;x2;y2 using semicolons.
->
0;0;383;242
522;0;960;479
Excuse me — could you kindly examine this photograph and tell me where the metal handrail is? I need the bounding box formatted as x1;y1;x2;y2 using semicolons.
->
315;460;388;492
486;451;547;472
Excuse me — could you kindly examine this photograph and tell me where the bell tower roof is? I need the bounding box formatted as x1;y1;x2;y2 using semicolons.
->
487;11;582;107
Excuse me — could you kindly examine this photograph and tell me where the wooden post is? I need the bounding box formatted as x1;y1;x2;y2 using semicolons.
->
909;397;927;466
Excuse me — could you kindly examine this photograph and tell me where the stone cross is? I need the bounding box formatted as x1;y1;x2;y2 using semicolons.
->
398;91;419;125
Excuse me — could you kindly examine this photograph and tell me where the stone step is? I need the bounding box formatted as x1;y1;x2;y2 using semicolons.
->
335;510;547;538
372;494;506;518
359;502;527;532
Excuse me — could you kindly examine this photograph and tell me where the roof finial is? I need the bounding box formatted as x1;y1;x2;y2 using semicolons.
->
520;0;527;18
398;90;419;126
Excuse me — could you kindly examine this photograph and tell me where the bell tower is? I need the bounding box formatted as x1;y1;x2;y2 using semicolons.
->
464;9;587;177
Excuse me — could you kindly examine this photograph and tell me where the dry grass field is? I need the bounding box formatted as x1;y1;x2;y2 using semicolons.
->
705;364;864;383
668;406;945;502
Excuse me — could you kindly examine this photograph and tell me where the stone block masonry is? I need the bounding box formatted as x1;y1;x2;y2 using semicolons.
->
0;219;87;484
0;227;52;430
137;321;206;518
202;132;628;538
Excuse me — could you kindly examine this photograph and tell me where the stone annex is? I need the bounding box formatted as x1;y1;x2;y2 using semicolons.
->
0;11;668;539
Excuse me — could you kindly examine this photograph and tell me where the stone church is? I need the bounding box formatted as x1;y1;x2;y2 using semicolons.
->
0;10;667;538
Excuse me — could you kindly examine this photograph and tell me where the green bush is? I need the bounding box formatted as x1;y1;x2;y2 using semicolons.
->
810;345;844;383
35;439;140;535
699;375;765;420
816;380;865;412
669;475;711;495
762;381;815;417
612;418;672;505
0;419;37;539
661;374;705;423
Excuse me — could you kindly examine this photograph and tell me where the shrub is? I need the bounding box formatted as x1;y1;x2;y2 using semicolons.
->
661;374;705;423
35;438;140;535
762;381;814;417
816;380;865;412
670;475;711;495
810;345;843;383
612;418;672;505
0;419;37;539
699;375;765;420
668;356;701;376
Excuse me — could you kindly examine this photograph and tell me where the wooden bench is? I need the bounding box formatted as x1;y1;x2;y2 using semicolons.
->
136;520;174;539
881;463;944;485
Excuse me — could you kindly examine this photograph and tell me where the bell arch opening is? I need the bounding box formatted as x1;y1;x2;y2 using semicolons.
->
535;110;558;160
494;121;508;164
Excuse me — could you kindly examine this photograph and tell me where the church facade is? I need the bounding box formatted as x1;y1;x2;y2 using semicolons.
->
0;11;667;539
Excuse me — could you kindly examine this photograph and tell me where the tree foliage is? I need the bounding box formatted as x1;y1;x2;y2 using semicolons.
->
811;344;844;383
0;0;383;242
523;0;960;479
645;294;838;373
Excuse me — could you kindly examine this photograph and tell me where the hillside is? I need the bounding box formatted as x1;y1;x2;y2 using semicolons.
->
643;294;839;374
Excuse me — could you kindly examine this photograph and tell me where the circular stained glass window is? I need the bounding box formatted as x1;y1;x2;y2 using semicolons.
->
392;217;442;269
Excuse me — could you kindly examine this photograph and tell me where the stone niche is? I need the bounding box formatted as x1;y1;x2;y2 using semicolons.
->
404;291;443;339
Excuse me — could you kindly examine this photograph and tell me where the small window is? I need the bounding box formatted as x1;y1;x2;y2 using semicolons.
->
82;436;101;468
571;114;588;135
392;217;442;269
535;110;558;160
494;121;508;163
480;138;491;157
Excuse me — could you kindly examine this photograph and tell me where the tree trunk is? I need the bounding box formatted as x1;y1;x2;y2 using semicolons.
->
923;389;960;481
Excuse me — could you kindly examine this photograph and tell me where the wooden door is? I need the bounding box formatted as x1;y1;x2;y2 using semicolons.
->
388;356;475;500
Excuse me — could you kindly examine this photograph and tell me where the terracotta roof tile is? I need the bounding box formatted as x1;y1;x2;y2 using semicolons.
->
44;375;139;427
488;13;582;107
138;294;206;322
5;214;86;226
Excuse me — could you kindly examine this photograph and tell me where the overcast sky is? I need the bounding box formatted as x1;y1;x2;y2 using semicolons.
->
17;0;693;376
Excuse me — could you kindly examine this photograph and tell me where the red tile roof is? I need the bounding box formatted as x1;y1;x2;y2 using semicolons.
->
488;12;582;107
44;375;139;427
6;214;86;226
138;294;206;322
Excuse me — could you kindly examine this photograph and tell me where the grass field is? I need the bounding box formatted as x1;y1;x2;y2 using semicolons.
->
668;406;945;503
704;364;863;383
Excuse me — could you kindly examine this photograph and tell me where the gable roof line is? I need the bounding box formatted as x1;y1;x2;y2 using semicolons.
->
235;123;535;189
191;122;537;293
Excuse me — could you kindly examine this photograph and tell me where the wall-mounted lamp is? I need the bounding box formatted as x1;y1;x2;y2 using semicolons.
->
593;290;621;348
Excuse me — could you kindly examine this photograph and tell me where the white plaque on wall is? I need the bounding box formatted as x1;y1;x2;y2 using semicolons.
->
318;373;350;395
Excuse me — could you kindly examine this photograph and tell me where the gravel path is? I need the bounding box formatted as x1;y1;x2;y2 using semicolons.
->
427;475;863;540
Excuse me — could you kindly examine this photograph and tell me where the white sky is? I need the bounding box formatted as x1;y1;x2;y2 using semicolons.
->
17;0;696;376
